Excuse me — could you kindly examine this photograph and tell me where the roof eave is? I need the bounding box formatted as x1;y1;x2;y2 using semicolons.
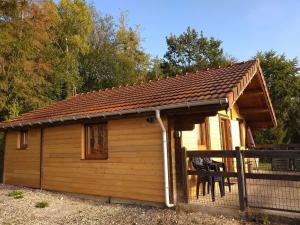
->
0;98;229;130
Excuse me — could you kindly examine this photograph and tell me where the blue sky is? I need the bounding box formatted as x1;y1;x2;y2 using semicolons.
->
90;0;300;61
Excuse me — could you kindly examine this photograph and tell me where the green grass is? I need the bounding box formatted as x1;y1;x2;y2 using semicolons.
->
8;191;24;199
254;162;272;171
35;201;49;208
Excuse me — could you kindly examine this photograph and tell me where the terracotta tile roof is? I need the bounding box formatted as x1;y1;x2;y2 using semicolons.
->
1;60;259;128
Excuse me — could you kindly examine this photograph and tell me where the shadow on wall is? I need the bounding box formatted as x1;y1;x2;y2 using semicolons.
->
0;132;4;183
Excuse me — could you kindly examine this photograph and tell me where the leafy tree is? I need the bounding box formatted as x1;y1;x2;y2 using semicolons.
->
147;57;164;80
79;8;118;92
49;0;93;99
0;0;57;120
162;27;234;76
115;13;149;84
254;51;300;144
79;11;150;91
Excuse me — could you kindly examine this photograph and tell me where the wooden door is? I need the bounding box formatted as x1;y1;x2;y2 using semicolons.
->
220;118;234;172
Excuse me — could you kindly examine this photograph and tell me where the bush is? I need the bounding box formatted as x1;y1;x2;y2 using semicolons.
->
35;201;49;208
8;190;24;199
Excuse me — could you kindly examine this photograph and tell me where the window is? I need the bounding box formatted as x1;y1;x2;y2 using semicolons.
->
199;122;207;146
19;130;28;149
198;118;210;150
85;123;108;159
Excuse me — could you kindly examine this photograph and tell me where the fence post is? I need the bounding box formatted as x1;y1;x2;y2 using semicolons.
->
235;146;247;217
241;152;248;207
181;147;189;203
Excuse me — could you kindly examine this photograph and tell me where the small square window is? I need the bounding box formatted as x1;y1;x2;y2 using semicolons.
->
19;130;28;149
85;123;108;159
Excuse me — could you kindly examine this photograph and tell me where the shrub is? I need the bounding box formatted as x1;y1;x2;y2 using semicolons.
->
8;191;23;199
35;201;49;208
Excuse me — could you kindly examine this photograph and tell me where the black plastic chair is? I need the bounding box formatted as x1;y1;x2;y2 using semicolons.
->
210;160;231;192
192;157;225;202
192;157;212;198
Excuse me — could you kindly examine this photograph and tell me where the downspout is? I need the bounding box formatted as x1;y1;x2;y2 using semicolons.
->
1;131;7;184
155;109;174;208
40;128;44;189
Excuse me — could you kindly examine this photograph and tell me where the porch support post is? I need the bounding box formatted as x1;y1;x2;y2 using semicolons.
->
181;147;189;203
235;146;247;216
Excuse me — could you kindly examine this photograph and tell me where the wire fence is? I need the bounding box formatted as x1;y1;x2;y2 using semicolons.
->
181;147;300;213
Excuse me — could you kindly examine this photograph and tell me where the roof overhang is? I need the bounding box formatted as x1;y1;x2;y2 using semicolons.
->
0;98;228;130
227;59;277;129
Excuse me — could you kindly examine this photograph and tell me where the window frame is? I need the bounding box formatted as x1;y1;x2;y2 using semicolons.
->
198;118;210;149
84;123;108;160
19;130;28;150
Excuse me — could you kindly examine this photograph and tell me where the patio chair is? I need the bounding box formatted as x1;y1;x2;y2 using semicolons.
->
192;157;211;198
192;157;225;202
209;159;231;192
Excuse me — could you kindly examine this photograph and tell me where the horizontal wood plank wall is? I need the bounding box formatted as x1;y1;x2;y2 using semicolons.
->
4;129;41;188
181;125;199;150
209;115;222;150
42;117;165;203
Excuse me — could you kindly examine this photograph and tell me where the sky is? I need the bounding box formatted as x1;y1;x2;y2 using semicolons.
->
89;0;300;61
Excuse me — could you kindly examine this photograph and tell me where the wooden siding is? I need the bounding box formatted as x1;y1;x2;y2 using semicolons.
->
4;129;41;188
42;117;165;203
209;116;222;150
182;125;199;150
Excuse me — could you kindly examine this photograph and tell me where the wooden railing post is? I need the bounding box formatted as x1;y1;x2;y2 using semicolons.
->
241;150;248;207
235;146;247;216
181;147;189;203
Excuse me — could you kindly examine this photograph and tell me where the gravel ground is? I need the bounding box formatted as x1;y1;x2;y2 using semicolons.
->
0;184;259;225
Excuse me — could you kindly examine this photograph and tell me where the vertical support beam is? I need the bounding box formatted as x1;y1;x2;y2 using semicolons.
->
235;146;246;215
40;128;44;189
181;147;189;203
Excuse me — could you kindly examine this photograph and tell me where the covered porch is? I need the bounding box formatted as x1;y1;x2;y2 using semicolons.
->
166;66;277;205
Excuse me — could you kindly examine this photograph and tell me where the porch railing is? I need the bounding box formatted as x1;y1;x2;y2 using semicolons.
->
181;147;300;214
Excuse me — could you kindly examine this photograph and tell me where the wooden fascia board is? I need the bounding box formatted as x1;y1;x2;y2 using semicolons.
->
226;61;258;108
226;59;277;128
255;60;277;128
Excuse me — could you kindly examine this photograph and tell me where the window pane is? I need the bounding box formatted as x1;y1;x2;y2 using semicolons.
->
20;130;28;149
85;124;108;159
198;121;207;147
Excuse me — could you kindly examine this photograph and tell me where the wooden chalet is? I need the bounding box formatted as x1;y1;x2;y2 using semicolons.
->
0;59;276;206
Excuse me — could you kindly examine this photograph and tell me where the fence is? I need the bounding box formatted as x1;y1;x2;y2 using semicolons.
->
181;147;300;214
